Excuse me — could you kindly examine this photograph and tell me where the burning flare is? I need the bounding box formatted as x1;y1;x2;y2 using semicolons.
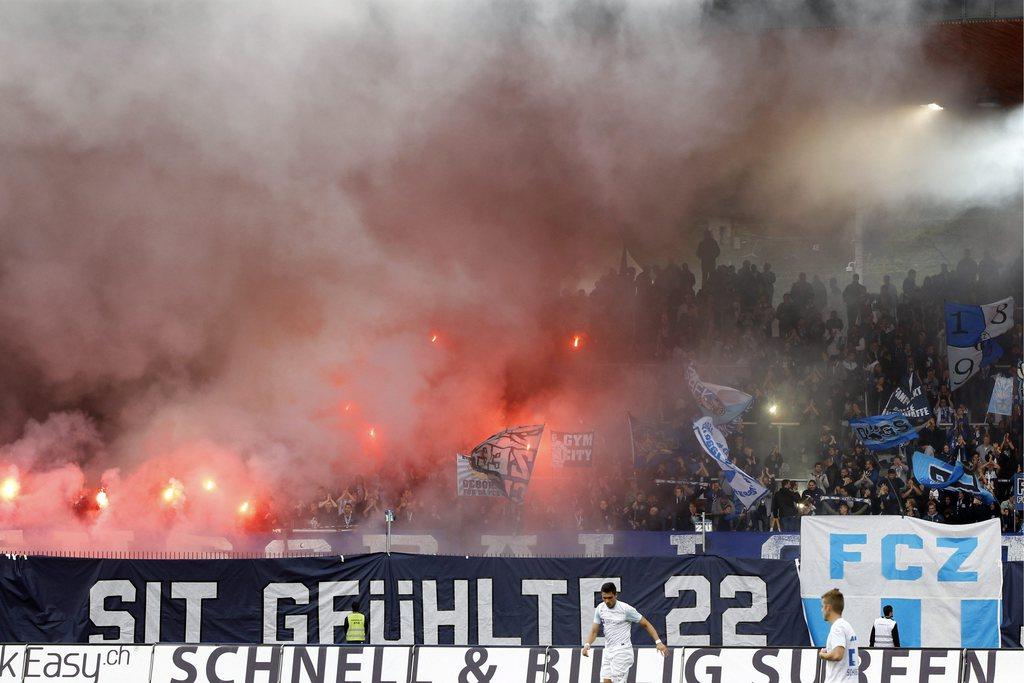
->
0;476;20;502
95;490;109;509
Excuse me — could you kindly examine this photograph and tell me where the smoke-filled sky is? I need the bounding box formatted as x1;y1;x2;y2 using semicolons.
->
0;1;1020;545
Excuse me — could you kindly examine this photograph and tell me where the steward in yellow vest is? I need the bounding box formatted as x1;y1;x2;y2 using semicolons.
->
345;602;366;643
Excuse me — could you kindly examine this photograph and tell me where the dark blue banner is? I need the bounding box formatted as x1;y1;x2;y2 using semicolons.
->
850;413;919;451
1004;561;1023;648
0;553;811;647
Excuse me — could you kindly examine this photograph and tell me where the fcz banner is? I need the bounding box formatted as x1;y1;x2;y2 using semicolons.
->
550;431;593;467
800;517;1002;649
0;554;809;648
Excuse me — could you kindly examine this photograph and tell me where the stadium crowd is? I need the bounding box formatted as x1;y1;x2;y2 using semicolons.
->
285;231;1022;535
555;229;1022;533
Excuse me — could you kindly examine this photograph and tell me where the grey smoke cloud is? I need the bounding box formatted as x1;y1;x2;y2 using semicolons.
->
0;1;1018;541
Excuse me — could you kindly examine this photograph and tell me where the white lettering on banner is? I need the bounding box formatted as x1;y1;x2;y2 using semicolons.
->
370;580;415;645
665;576;712;646
420;580;469;645
577;533;614;557
800;517;1002;648
0;645;25;683
89;580;218;644
171;583;217;644
760;534;800;560
362;535;438;555
719;576;767;646
318;581;359;645
669;535;702;555
578;577;620;647
18;645;152;683
264;538;333;555
89;581;136;643
263;583;310;644
521;579;567;646
145;582;161;644
476;578;521;646
480;535;537;557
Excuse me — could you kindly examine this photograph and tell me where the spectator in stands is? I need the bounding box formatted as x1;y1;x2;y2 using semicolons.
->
696;228;720;287
339;502;358;529
774;480;799;532
924;500;944;523
842;273;867;326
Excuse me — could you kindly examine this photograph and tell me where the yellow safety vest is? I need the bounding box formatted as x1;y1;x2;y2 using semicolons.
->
346;612;366;642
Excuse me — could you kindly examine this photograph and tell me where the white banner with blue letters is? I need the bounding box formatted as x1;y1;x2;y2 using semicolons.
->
799;517;1001;649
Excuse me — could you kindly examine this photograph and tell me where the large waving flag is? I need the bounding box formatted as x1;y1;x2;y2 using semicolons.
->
692;417;767;510
685;364;753;428
912;451;996;504
884;372;931;421
628;413;685;470
945;297;1014;390
456;425;544;503
850;413;918;451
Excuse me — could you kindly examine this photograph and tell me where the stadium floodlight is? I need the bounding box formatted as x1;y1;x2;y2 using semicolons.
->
923;103;943;111
767;403;778;416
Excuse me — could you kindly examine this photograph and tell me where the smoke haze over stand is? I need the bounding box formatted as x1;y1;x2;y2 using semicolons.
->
0;1;1020;547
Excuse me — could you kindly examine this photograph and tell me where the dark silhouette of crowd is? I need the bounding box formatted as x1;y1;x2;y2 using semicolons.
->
551;231;1022;534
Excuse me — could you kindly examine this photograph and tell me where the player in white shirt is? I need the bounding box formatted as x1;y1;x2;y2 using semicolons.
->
818;588;859;683
582;582;668;683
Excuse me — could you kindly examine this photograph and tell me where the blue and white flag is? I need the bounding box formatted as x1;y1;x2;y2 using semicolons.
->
987;375;1014;416
945;297;1014;390
628;413;685;470
911;451;996;504
685;364;753;428
884;372;931;421
849;413;918;451
692;417;767;510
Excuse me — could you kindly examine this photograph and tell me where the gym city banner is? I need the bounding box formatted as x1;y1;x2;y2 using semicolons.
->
0;554;810;647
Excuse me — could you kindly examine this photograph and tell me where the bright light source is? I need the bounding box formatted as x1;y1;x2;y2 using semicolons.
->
96;490;109;509
368;427;376;439
571;334;583;350
203;479;216;492
430;333;438;343
0;477;20;501
924;103;943;111
767;403;778;416
238;501;251;515
161;487;175;503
